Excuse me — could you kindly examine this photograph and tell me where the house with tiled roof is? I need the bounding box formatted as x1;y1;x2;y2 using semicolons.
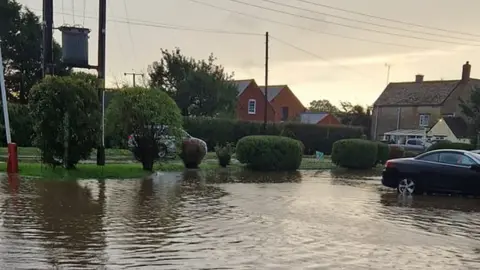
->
427;116;470;143
233;80;306;122
300;112;341;125
371;61;480;141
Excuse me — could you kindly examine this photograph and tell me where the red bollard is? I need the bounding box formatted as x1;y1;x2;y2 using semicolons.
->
7;143;18;174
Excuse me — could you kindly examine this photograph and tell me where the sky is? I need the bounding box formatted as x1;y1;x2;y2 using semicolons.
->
17;0;480;107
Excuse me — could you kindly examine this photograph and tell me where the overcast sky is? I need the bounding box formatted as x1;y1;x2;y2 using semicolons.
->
18;0;480;107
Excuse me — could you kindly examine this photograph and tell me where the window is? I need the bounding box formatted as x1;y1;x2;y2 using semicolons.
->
281;106;289;121
439;153;476;166
419;114;430;127
418;153;439;162
248;99;256;114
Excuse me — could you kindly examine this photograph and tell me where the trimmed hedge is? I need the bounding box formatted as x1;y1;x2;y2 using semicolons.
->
183;117;362;155
388;145;405;159
236;135;303;171
426;141;475;152
0;103;35;147
375;142;389;164
331;139;378;169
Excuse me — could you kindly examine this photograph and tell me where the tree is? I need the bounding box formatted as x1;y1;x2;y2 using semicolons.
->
148;48;238;117
460;86;480;146
29;75;101;169
0;0;70;103
338;101;372;137
106;87;183;171
308;99;339;113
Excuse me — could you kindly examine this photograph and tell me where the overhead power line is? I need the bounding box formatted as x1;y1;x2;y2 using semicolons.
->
293;0;480;38
259;0;480;43
225;0;480;47
270;35;367;78
185;0;429;50
31;8;262;36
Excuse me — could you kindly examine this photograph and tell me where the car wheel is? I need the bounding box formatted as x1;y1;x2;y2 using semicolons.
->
158;144;167;158
397;178;417;195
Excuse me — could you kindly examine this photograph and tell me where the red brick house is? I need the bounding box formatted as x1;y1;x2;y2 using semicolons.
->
258;85;307;122
300;112;341;125
234;80;307;122
234;79;276;122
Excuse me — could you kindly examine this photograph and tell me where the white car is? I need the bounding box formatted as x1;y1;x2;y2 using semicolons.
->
128;125;207;159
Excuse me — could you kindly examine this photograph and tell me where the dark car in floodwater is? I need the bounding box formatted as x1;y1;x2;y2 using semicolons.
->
382;149;480;195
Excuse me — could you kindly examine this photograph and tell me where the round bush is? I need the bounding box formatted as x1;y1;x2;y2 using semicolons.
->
375;141;389;164
29;75;101;168
388;145;405;159
331;139;377;169
179;138;207;169
236;135;303;171
426;141;475;152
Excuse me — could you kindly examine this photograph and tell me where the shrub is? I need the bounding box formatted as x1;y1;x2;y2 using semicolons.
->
426;141;475;152
0;103;35;147
183;117;362;155
29;75;101;168
375;141;389;164
236;135;303;171
179;138;207;169
106;87;182;171
404;150;418;158
331;139;377;169
388;145;405;159
215;143;234;167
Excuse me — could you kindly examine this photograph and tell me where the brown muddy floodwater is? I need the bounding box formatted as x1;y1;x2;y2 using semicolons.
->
1;170;480;269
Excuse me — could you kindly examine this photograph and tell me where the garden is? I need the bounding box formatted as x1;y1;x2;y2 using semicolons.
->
1;74;474;180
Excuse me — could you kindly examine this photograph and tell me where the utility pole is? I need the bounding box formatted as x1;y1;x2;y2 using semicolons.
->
385;63;391;85
42;0;54;76
263;31;269;132
96;0;106;166
124;72;144;87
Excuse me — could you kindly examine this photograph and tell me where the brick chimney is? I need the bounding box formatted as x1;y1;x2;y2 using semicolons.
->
415;74;424;83
462;61;471;82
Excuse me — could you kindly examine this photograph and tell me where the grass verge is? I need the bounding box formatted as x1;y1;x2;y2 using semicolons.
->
0;161;236;179
0;157;335;180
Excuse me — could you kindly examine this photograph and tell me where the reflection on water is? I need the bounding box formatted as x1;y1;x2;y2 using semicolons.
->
0;170;480;269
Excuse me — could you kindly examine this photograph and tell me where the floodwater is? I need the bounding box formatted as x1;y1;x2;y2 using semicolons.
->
1;169;480;269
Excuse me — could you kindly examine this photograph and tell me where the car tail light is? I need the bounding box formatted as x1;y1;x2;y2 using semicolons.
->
385;160;395;168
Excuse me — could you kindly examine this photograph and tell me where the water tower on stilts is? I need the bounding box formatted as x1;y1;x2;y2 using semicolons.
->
42;0;107;166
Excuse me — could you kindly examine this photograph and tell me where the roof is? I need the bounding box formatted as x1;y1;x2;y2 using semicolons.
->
300;112;328;124
233;79;254;96
259;85;285;102
443;116;469;138
374;79;480;106
384;129;427;136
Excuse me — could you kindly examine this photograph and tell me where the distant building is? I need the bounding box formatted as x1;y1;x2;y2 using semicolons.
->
371;61;480;141
300;112;341;125
234;79;306;122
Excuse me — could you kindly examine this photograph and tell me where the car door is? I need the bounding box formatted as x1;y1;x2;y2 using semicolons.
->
436;152;475;193
414;153;444;191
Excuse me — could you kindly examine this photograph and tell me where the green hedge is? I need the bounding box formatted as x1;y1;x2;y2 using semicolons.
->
426;141;475;152
388;145;405;159
236;135;303;171
331;139;377;169
0;103;35;147
375;142;389;164
183;117;362;155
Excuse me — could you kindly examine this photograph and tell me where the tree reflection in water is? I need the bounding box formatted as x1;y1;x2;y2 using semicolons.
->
0;176;107;268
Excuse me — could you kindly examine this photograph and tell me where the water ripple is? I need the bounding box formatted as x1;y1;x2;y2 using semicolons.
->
0;171;479;269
